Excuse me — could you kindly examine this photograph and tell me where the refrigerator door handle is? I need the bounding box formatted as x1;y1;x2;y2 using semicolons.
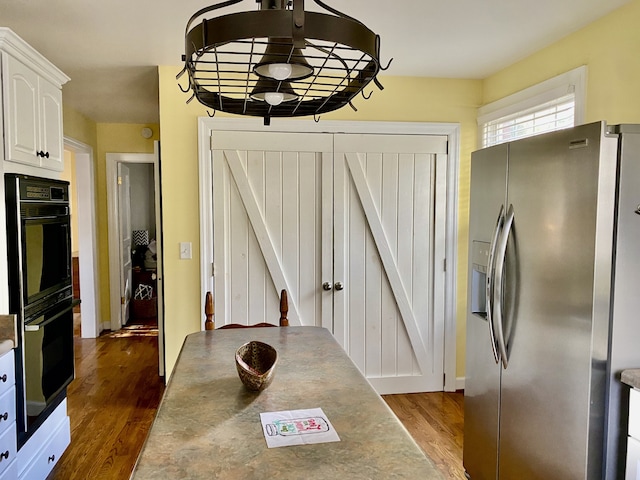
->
494;203;514;369
485;205;504;364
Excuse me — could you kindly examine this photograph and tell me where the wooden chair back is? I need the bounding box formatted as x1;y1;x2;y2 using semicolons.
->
204;290;289;330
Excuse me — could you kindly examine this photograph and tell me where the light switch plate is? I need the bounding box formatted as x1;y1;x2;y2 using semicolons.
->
179;242;192;259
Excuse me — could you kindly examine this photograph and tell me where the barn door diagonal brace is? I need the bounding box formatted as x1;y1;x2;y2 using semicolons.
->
343;152;430;374
224;149;301;324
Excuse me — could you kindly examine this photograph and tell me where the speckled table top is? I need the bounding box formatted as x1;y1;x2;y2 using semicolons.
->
131;326;442;479
621;369;640;389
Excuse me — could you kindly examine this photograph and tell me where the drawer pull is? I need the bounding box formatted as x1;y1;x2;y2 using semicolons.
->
0;375;6;382
48;454;55;463
0;450;9;461
0;412;7;421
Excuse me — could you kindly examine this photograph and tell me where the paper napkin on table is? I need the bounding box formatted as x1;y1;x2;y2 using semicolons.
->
260;407;340;448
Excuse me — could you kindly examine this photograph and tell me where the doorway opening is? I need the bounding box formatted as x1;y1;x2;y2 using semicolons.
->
106;148;165;376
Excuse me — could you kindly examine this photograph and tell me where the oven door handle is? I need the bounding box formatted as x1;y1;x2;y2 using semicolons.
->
25;304;74;331
23;215;62;221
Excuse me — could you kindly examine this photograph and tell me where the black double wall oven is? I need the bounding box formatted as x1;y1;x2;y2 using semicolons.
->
5;174;76;447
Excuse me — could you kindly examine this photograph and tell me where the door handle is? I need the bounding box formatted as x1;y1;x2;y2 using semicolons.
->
322;282;333;291
334;282;344;291
486;205;504;365
494;204;514;369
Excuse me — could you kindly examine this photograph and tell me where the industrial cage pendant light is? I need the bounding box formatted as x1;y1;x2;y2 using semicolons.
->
177;0;390;125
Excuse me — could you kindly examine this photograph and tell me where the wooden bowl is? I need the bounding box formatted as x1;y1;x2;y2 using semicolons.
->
235;341;278;391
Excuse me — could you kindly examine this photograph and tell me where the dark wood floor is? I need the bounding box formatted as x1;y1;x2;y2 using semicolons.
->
49;318;464;479
48;317;165;479
384;392;465;479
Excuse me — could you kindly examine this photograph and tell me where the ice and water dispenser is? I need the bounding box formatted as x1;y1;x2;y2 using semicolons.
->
470;241;490;317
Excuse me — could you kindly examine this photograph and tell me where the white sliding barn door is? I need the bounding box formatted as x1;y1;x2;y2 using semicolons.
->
211;130;448;394
333;134;448;393
212;131;333;327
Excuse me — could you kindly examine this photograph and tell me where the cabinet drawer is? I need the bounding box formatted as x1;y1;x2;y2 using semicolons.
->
627;435;640;480
0;354;14;398
19;415;69;480
0;423;17;477
630;388;640;440
0;389;15;437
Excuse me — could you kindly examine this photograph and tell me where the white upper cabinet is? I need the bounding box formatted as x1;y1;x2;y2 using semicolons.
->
37;75;64;170
0;28;68;172
4;55;40;167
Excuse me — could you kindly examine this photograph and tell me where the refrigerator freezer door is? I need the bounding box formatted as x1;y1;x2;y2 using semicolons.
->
464;143;508;480
498;123;608;479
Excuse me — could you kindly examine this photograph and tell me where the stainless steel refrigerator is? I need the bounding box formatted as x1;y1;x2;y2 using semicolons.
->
464;121;640;480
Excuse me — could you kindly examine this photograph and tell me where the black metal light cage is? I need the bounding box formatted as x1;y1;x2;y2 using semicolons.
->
177;0;388;123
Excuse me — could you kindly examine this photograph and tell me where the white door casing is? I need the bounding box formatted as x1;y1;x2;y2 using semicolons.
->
64;136;101;338
118;163;132;327
198;117;460;393
211;129;448;394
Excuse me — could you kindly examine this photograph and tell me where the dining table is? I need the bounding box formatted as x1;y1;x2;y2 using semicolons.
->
130;326;443;479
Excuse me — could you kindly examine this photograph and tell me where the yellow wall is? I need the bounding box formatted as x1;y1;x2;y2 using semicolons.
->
158;66;482;377
483;0;640;125
63;106;98;150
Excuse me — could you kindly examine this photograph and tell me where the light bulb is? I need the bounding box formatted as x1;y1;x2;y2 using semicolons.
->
267;63;293;81
264;92;284;106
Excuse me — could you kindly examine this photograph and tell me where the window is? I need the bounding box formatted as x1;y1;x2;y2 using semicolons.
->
478;66;586;147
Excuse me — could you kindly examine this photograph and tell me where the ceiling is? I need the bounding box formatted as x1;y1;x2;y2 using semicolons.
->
0;0;630;124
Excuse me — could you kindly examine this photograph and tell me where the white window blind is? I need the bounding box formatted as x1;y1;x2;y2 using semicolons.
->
478;66;586;148
481;94;575;147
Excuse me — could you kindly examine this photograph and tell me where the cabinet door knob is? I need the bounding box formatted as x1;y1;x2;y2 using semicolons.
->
0;374;6;382
0;412;7;421
334;282;344;291
45;151;50;158
0;450;9;461
48;454;55;463
322;282;332;291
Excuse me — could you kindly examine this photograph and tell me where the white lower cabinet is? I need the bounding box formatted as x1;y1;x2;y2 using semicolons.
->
628;388;640;480
17;399;70;480
627;436;640;480
18;416;69;480
0;351;15;479
0;424;16;478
